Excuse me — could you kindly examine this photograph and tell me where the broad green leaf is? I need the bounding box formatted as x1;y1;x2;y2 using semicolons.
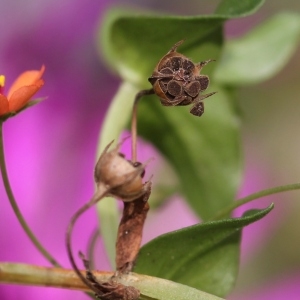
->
122;273;225;300
96;0;265;264
214;12;300;85
100;13;223;86
147;158;180;209
96;82;139;268
94;81;180;267
137;85;242;220
134;204;274;298
215;0;264;16
98;0;265;86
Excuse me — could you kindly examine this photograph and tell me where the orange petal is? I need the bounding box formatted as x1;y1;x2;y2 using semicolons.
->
0;95;9;116
7;65;45;99
8;79;44;112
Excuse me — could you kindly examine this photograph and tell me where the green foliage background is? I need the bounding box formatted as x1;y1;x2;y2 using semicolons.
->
95;0;300;299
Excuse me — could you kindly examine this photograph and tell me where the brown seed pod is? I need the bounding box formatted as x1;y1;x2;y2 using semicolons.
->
94;141;150;202
148;40;216;117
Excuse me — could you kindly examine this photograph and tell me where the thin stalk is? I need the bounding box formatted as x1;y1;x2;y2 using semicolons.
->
211;182;300;221
87;228;100;270
0;121;61;267
66;184;108;294
131;89;154;162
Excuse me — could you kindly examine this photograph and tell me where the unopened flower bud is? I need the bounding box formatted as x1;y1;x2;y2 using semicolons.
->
94;141;150;202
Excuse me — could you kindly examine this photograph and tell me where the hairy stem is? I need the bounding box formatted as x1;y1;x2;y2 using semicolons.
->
211;182;300;220
131;89;154;162
0;121;61;267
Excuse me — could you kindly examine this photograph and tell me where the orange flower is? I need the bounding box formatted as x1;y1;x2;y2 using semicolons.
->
0;65;45;118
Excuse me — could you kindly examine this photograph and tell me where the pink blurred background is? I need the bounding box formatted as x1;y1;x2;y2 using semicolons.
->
1;1;300;299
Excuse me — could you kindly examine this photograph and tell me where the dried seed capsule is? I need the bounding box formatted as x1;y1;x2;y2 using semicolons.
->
148;40;216;116
94;141;150;202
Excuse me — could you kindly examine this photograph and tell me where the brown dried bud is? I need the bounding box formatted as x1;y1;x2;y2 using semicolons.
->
94;141;150;202
148;40;216;117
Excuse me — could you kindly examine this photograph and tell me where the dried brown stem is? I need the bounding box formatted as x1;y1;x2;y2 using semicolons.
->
131;89;154;162
116;183;152;273
67;141;152;298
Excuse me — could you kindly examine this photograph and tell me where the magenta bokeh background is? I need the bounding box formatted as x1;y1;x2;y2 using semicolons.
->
0;1;117;299
1;1;299;299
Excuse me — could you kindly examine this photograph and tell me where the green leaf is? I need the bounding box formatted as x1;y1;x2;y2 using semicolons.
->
95;82;139;268
138;85;242;220
98;0;265;86
214;12;300;85
125;273;225;300
96;0;267;221
134;204;274;298
100;14;223;86
147;158;180;209
96;0;265;264
215;0;265;16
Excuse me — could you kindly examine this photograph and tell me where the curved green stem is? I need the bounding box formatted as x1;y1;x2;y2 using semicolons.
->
0;121;61;267
211;183;300;221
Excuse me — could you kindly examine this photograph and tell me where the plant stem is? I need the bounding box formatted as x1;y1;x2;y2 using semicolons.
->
131;89;154;162
211;182;300;220
87;228;100;270
0;121;61;267
0;262;110;292
0;262;224;300
96;82;139;269
116;186;151;273
66;184;108;294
